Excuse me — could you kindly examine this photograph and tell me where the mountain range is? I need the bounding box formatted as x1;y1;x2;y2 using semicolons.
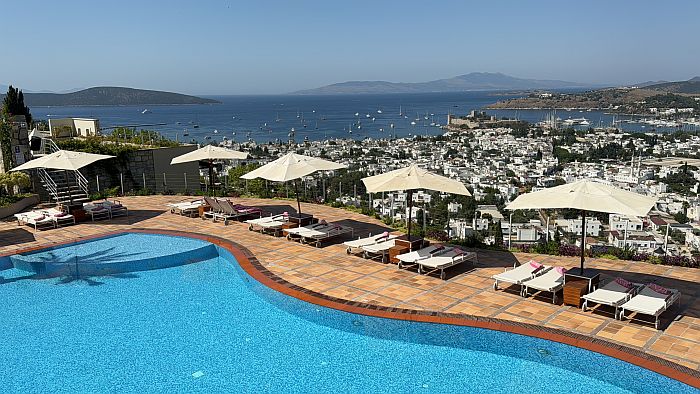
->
290;72;601;95
640;77;700;94
0;86;219;106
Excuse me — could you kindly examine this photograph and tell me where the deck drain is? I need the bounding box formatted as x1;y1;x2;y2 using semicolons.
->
537;348;551;356
352;320;364;327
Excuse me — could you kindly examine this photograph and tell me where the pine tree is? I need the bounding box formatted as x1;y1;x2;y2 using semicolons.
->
2;85;32;124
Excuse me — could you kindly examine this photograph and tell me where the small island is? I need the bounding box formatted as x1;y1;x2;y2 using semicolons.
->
2;86;220;107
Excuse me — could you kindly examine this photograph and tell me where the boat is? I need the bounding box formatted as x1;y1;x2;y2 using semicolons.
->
141;109;151;114
377;109;383;114
193;124;199;128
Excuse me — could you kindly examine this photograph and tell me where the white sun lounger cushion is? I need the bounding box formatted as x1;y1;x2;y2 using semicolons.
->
284;223;328;236
245;214;287;226
418;249;475;269
522;268;565;292
344;233;395;249
396;245;450;264
582;281;638;306
492;261;544;285
361;239;397;253
622;286;679;315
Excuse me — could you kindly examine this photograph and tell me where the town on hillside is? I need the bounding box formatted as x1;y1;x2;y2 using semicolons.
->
2;92;700;263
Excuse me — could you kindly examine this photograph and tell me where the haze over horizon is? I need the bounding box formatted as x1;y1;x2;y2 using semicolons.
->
2;0;698;95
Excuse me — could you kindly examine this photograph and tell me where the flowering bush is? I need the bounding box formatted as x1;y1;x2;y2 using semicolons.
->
514;243;699;269
426;229;450;243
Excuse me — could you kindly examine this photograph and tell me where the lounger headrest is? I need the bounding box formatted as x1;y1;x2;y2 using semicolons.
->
555;267;567;275
529;261;543;269
614;277;634;290
283;211;289;216
319;220;328;225
647;282;670;295
453;247;466;256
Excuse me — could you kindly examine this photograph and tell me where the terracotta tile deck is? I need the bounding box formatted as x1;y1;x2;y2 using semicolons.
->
1;195;699;375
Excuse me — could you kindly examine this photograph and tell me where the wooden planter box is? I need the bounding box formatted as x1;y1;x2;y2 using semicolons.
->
0;194;40;219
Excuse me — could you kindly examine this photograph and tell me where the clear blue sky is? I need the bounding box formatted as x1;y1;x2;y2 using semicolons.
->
2;0;698;95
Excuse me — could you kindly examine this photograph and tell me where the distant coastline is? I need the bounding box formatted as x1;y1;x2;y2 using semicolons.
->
291;72;598;95
487;78;700;111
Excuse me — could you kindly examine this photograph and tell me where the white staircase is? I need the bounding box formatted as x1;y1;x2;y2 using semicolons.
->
35;138;91;205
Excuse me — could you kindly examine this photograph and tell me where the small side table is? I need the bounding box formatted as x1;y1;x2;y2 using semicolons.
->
72;209;88;223
289;213;314;227
389;245;410;264
565;268;601;293
563;280;588;307
199;205;211;218
394;235;426;251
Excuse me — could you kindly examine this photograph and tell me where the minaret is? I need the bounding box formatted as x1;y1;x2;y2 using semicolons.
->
288;127;295;146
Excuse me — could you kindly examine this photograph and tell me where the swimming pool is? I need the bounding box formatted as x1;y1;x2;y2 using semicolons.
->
0;233;695;393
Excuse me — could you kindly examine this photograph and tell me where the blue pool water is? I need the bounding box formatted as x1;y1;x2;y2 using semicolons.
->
0;234;695;393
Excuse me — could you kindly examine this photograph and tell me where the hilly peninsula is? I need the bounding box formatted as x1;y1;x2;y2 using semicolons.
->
487;77;700;111
291;72;596;95
1;87;220;106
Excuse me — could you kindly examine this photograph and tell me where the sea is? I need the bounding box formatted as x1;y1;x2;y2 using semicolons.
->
29;92;683;144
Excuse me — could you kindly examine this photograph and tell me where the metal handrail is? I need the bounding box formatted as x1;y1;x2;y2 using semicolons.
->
40;137;60;155
75;170;89;195
37;168;59;202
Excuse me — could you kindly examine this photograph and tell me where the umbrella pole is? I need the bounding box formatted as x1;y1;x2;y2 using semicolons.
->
407;190;413;243
294;179;302;215
209;159;214;196
580;210;586;274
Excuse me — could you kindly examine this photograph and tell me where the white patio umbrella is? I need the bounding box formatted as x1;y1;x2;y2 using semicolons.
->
361;163;471;241
170;145;248;192
11;150;114;172
240;152;346;214
506;179;658;273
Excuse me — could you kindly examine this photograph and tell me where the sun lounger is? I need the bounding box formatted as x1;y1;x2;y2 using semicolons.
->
522;267;566;303
212;199;249;224
100;199;128;218
246;213;289;235
284;222;330;239
300;223;354;247
344;232;396;255
43;208;76;227
83;203;111;221
14;210;55;231
582;278;643;319
395;245;451;269
246;212;288;228
417;248;477;279
167;199;204;217
620;284;681;329
231;204;263;217
493;260;546;293
202;196;224;220
361;238;398;262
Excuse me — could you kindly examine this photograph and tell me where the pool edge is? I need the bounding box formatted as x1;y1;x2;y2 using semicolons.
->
5;228;699;389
